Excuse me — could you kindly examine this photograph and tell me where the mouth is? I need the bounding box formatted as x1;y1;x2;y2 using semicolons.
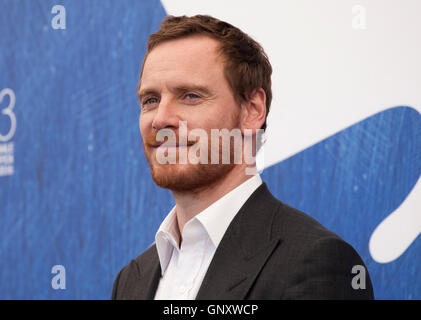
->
151;142;196;149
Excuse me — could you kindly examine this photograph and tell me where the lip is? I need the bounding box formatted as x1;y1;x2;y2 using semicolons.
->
151;142;195;148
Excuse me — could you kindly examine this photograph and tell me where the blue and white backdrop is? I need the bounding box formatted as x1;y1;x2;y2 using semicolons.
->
0;0;420;299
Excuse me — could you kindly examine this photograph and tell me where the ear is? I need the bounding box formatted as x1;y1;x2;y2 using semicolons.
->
240;88;266;136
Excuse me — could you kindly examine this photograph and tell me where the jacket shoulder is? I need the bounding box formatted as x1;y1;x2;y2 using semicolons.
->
274;201;342;242
265;197;374;299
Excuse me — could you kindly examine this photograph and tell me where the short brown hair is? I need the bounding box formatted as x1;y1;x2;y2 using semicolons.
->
139;14;272;131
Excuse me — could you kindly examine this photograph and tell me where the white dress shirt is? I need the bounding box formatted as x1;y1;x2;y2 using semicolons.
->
153;174;262;300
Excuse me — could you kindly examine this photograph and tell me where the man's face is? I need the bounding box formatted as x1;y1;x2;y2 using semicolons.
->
138;35;242;191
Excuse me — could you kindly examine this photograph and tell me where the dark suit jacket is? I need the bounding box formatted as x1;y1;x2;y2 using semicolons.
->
112;183;374;299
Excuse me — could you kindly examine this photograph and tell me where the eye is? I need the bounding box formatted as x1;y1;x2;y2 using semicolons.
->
185;93;199;99
143;97;159;105
141;97;159;110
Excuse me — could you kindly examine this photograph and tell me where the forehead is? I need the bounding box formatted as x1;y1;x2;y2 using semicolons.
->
140;35;225;89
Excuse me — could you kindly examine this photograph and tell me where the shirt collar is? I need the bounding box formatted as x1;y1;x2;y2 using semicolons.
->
155;207;179;274
195;174;262;248
155;174;262;274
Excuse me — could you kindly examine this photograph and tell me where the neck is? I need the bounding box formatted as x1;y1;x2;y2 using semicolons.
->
172;163;255;237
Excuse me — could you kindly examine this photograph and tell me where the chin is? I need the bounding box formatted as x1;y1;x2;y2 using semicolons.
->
149;162;235;192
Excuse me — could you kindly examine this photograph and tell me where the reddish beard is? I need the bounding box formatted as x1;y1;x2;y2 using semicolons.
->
149;156;235;192
142;120;241;192
143;135;236;192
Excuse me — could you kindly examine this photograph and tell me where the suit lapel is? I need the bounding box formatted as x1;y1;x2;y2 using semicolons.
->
126;246;161;300
196;183;282;300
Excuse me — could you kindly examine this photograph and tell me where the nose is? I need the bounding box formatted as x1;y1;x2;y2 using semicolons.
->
151;97;180;130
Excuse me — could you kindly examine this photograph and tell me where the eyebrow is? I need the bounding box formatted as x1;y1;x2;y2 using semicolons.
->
173;85;213;96
137;89;157;101
138;84;213;101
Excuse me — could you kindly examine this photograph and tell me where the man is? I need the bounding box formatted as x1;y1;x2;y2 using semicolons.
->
112;15;374;300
